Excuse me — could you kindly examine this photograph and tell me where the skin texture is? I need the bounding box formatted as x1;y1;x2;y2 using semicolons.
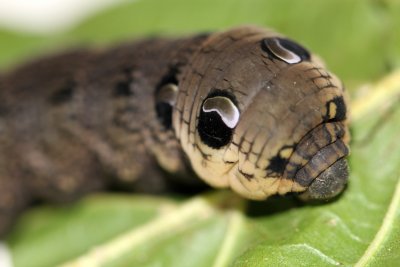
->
0;26;350;237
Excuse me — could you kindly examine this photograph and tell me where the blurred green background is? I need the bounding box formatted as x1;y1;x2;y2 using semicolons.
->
1;0;400;91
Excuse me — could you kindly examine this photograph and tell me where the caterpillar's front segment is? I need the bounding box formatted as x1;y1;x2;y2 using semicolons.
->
171;26;350;200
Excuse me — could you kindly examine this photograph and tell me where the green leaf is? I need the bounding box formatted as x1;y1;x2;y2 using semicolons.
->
6;195;178;267
1;1;400;266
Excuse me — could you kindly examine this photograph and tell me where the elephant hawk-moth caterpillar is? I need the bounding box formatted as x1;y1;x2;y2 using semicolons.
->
0;26;350;237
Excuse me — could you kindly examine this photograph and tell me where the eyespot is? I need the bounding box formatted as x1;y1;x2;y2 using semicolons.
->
323;96;347;122
198;91;239;149
155;83;178;129
155;67;180;129
261;37;310;64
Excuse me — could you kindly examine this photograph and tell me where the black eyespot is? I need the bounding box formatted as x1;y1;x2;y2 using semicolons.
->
155;68;179;129
261;37;311;64
155;83;178;129
323;96;347;122
266;145;294;176
266;154;287;176
198;90;239;149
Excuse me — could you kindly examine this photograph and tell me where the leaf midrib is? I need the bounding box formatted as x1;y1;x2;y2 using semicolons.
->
354;176;400;267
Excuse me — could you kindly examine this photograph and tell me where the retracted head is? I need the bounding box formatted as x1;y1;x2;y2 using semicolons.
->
167;26;350;201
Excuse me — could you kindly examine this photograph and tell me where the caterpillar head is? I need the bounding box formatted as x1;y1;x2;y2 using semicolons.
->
171;26;350;201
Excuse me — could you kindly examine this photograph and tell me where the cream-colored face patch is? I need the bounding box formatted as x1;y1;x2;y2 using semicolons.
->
279;147;293;159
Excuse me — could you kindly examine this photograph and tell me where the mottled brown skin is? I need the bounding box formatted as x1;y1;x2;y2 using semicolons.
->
0;36;208;236
0;26;350;237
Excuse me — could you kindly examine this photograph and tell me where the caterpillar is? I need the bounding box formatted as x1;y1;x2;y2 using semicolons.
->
0;26;350;237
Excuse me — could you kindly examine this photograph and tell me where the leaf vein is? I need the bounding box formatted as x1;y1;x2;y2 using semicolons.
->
284;243;341;266
321;211;364;243
355;176;400;267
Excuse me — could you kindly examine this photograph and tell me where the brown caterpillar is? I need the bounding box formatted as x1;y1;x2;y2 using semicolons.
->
0;26;350;237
